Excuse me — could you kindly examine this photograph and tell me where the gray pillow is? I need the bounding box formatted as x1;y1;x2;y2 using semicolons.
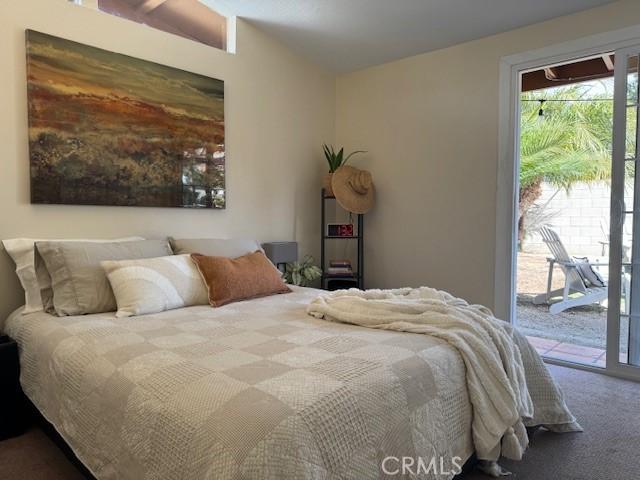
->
169;238;262;258
572;256;607;287
36;239;173;316
34;237;145;313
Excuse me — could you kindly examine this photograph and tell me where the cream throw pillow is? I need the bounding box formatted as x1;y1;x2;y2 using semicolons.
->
102;254;208;317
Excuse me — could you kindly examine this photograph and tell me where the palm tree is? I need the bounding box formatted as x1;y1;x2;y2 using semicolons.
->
518;84;613;248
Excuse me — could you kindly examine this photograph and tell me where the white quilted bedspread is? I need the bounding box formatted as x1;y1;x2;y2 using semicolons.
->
308;287;582;462
5;287;577;479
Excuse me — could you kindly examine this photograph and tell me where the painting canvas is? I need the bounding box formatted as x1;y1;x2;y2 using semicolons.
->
26;30;225;209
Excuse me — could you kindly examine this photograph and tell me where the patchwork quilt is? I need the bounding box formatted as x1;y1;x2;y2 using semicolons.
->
4;286;554;479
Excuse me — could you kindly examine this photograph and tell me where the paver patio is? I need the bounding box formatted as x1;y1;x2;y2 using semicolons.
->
518;252;623;367
526;335;627;367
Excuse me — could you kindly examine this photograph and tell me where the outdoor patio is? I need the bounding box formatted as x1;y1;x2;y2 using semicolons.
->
517;252;627;366
515;72;623;366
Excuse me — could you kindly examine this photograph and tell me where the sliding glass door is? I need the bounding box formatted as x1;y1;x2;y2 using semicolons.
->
608;45;640;378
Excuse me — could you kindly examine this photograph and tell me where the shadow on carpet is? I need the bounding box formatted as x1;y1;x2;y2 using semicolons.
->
462;365;640;480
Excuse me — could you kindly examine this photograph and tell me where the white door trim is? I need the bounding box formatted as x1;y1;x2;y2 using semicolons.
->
607;44;640;380
494;23;640;323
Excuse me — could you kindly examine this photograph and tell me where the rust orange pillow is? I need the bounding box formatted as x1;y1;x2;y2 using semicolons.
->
191;251;291;307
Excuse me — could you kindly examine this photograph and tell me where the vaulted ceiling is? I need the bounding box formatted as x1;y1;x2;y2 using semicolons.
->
202;0;617;72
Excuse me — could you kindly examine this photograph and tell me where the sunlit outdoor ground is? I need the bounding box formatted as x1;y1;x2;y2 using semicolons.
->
516;253;628;366
517;253;606;348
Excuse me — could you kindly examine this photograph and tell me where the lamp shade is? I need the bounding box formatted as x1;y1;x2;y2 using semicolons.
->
261;242;298;266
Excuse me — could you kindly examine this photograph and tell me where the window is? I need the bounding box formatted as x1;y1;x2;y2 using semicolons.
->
73;0;227;51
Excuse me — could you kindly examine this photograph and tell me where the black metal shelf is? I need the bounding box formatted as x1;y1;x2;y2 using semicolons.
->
323;236;361;240
320;188;364;290
323;273;359;279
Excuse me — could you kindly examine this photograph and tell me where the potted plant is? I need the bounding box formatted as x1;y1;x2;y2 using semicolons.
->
322;144;366;196
283;255;322;287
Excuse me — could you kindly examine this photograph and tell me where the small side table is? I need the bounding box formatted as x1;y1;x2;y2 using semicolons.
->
262;242;298;273
0;335;28;440
325;277;359;291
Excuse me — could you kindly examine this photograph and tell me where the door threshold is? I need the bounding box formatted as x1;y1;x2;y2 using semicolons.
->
543;356;640;382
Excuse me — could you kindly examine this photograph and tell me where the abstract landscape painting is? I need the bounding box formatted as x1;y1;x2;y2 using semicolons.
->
26;30;225;208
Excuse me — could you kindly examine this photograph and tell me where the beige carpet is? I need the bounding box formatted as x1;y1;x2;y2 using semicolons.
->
0;365;638;480
464;364;640;480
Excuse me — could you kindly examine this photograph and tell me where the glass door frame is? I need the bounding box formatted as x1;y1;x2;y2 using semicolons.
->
495;25;640;382
607;45;640;379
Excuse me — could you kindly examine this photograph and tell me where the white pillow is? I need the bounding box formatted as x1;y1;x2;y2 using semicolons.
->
101;254;208;318
2;236;143;314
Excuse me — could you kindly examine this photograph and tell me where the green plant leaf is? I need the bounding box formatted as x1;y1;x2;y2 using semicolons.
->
331;148;339;171
323;145;368;172
343;150;367;164
323;144;330;160
518;82;615;246
520;85;612;190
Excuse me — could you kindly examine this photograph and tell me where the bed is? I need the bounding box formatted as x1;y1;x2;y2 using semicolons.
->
5;286;477;479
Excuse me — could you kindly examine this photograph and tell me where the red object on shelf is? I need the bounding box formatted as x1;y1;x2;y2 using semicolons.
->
327;223;354;237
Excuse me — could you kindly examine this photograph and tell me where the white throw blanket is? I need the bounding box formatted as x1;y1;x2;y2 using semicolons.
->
307;287;579;461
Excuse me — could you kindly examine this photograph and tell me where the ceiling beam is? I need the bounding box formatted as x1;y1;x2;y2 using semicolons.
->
544;67;558;81
602;54;615;71
137;0;167;14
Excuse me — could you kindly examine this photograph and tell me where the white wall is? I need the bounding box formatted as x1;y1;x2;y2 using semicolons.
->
4;0;640;320
0;0;335;319
336;0;640;308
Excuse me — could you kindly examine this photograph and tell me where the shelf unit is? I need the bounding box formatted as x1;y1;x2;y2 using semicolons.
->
320;189;364;290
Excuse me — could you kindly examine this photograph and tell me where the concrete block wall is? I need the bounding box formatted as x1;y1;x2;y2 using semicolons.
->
523;181;623;257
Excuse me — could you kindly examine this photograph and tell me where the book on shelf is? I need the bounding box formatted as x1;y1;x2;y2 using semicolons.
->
326;267;354;276
329;259;352;268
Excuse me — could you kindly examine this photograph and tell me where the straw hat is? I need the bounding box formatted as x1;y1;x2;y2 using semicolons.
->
331;165;375;214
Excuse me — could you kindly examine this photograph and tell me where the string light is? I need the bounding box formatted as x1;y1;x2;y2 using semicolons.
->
522;98;614;102
522;98;613;122
537;100;545;121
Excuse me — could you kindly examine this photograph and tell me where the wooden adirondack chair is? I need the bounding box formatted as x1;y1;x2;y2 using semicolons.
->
532;226;630;314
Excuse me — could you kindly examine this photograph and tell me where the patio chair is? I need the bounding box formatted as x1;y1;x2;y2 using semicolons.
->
532;226;630;314
599;217;631;261
599;218;609;257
